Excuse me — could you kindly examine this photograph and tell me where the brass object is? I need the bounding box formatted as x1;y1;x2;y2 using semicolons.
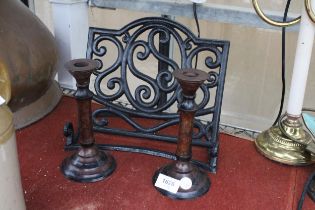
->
0;105;14;145
13;82;62;129
255;114;315;165
305;0;315;23
279;115;312;144
0;0;62;128
0;62;11;103
0;68;13;144
252;0;301;27
61;59;116;182
152;69;210;199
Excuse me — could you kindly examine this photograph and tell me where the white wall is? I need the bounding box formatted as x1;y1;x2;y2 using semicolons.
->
33;0;315;131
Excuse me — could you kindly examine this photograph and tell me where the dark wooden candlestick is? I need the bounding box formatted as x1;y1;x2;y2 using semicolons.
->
61;59;116;182
152;69;210;199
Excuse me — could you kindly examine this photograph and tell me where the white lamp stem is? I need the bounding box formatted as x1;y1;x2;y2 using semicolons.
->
287;0;315;116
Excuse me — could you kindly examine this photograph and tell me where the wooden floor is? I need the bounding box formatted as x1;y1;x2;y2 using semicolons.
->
16;96;315;210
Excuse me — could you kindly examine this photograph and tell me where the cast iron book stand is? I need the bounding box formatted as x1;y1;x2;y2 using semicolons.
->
64;17;230;173
153;69;210;199
61;59;116;182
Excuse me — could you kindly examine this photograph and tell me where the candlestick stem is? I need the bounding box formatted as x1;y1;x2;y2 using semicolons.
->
61;59;116;182
152;69;210;199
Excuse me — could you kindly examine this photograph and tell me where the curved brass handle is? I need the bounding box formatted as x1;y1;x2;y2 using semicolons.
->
0;62;11;104
252;0;301;27
305;0;315;22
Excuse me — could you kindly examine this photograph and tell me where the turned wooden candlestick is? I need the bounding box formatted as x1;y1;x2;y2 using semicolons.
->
61;59;116;182
152;69;210;199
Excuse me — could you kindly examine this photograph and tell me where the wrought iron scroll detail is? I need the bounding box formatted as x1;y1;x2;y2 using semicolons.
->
72;17;230;172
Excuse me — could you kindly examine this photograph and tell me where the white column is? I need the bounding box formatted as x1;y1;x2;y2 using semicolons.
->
50;0;89;89
0;101;25;210
28;0;35;13
287;0;315;116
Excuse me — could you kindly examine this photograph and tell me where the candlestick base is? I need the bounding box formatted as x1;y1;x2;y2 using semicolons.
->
308;178;315;202
61;146;116;183
152;161;210;200
255;115;315;165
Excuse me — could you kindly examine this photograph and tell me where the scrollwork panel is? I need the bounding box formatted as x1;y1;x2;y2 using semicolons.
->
86;17;230;171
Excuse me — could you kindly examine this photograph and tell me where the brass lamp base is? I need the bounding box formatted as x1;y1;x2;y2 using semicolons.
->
255;115;315;165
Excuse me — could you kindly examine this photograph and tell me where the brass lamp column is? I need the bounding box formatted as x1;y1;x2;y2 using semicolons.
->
252;0;315;165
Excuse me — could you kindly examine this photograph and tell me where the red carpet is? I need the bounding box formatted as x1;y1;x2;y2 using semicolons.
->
16;97;315;210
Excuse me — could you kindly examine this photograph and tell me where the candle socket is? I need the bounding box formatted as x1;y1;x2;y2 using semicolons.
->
152;69;210;200
255;113;315;165
61;59;116;182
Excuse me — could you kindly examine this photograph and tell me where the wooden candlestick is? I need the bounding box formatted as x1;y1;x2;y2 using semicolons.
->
61;59;116;182
152;69;210;199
